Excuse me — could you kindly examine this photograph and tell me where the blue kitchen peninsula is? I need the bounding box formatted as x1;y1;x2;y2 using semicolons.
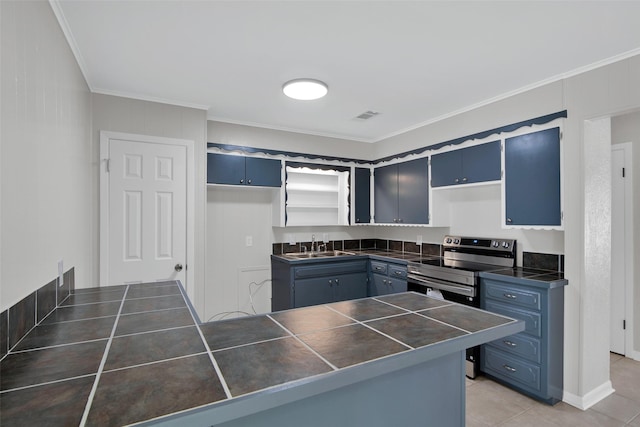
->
0;283;523;427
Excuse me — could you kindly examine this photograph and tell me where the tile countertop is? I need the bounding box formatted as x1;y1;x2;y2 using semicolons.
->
0;283;523;427
479;268;568;289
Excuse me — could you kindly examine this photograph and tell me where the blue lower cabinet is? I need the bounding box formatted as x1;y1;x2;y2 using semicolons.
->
207;153;281;187
504;127;561;226
369;261;407;296
272;258;368;310
480;275;565;405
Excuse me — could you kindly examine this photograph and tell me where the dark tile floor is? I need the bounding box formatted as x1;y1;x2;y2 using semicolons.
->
0;287;518;427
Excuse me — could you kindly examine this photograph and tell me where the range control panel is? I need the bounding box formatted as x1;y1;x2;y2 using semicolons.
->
443;236;516;252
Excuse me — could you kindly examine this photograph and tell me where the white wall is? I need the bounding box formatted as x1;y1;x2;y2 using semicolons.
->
92;94;208;316
208;121;372;161
1;1;93;311
612;111;640;356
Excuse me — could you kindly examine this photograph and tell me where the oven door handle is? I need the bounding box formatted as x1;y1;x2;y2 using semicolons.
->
407;274;476;297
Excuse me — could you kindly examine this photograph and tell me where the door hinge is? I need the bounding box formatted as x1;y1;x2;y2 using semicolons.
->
622;167;626;178
105;158;111;172
560;131;563;140
623;320;626;330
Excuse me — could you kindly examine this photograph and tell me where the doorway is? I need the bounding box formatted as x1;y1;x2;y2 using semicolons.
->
100;131;195;300
610;142;634;357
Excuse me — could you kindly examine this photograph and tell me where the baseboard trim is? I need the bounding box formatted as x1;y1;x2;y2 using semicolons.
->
626;349;640;362
563;380;615;410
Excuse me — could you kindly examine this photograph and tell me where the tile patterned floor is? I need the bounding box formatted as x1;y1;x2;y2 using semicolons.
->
466;352;640;426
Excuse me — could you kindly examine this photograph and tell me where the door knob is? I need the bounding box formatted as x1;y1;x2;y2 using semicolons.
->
175;263;183;272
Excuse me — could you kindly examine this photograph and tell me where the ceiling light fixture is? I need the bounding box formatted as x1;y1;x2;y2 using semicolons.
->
282;79;328;100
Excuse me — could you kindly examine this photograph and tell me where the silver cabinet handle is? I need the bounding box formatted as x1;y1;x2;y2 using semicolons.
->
455;178;459;183
393;218;397;223
393;270;403;276
506;218;513;223
399;218;403;223
462;177;468;182
503;340;517;347
328;279;333;286
335;278;339;285
503;293;517;299
503;365;517;373
240;179;244;184
247;179;252;184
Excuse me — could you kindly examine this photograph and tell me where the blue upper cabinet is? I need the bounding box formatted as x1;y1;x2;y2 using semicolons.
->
374;157;429;224
431;140;501;187
245;157;282;187
504;128;561;227
374;163;398;224
354;167;371;224
207;153;281;187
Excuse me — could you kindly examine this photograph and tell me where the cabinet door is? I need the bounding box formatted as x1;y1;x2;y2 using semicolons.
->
398;157;429;224
371;274;391;296
387;276;408;294
431;150;462;187
374;164;398;223
334;272;368;302
354;167;371;223
462;140;501;184
246;157;281;187
505;128;561;226
294;277;334;308
207;153;245;185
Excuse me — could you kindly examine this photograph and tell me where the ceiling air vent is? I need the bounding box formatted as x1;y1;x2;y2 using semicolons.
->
355;110;380;120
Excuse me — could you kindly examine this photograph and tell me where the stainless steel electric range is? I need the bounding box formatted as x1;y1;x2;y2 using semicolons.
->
407;235;517;378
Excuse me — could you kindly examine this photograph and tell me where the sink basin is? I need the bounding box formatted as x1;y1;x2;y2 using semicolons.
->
282;250;356;259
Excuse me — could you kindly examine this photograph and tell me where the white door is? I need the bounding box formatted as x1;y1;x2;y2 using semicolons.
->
610;145;627;355
106;138;187;285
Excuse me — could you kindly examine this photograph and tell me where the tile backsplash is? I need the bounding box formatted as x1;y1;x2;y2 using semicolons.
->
272;238;441;257
0;268;75;360
523;252;564;272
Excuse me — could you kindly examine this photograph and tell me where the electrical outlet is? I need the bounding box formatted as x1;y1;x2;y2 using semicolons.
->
416;235;423;245
58;260;64;287
246;236;253;247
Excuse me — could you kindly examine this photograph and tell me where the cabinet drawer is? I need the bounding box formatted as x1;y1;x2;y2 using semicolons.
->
483;346;541;392
294;261;367;279
370;261;388;275
388;265;407;279
484;281;541;310
485;300;541;338
487;333;541;364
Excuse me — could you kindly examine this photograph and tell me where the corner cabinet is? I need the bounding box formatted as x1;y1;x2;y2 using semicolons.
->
271;257;368;311
207;153;281;187
480;274;566;404
503;128;562;228
374;157;429;224
431;140;501;187
369;260;408;296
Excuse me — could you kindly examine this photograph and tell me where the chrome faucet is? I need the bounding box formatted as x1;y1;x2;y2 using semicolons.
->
311;234;317;252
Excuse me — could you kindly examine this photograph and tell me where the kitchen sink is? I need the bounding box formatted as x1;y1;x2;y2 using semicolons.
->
281;250;356;259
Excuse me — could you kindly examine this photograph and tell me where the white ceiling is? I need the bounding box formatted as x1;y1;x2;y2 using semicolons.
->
53;1;640;143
